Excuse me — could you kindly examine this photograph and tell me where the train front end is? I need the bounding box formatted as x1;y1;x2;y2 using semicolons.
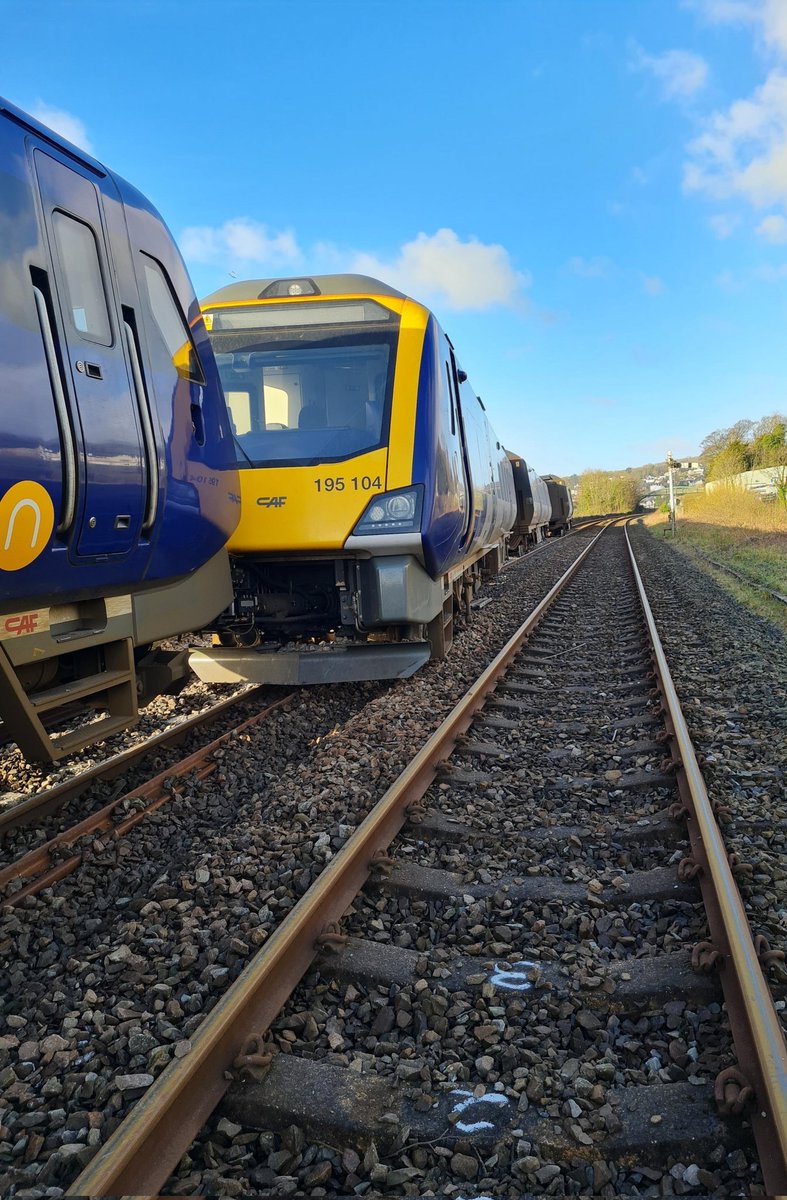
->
191;274;443;684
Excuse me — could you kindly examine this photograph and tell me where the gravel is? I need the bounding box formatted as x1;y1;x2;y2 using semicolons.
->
0;530;593;1196
4;522;778;1196
159;526;768;1197
630;522;787;965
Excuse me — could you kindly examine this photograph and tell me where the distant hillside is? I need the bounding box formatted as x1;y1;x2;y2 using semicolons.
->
569;460;705;517
564;460;696;493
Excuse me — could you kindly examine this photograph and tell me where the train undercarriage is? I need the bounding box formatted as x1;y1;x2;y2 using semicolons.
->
190;545;505;686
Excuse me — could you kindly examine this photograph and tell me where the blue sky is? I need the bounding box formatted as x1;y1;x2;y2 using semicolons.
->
4;0;787;475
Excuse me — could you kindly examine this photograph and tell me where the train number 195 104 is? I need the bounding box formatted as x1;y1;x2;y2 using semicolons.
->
314;475;382;493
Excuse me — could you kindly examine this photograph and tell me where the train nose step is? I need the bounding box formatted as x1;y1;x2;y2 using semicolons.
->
0;636;138;762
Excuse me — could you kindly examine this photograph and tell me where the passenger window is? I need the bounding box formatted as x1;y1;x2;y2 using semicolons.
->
52;211;111;343
142;254;205;384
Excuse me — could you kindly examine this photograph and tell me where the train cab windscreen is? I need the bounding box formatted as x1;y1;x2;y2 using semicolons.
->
204;299;399;467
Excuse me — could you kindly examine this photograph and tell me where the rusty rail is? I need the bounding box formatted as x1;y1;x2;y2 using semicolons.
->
0;685;268;838
626;522;787;1196
1;693;293;902
68;528;606;1195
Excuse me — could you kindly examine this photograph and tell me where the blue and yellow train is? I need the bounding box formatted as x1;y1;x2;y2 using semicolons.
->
0;97;239;760
190;274;518;684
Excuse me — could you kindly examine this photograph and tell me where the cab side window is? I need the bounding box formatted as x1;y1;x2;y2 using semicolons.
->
142;254;205;384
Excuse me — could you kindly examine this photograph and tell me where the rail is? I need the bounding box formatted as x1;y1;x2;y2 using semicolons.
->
1;692;293;902
0;685;263;837
67;520;787;1195
626;521;787;1193
69;528;606;1194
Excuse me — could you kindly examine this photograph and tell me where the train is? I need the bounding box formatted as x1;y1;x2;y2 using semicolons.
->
0;97;239;762
508;453;552;552
189;274;571;687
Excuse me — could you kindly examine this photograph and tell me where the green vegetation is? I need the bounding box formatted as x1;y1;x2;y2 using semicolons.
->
570;415;785;632
647;486;787;634
574;470;639;516
701;412;787;487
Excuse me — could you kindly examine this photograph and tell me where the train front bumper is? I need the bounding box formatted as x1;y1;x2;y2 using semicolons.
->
188;640;431;685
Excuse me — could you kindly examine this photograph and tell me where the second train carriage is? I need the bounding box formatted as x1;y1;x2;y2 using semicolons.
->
543;473;574;535
190;274;517;684
507;453;552;552
0;97;239;761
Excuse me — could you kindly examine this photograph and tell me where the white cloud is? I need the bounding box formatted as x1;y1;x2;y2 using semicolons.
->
756;212;787;239
567;255;615;278
631;43;709;101
29;103;93;153
685;70;787;206
685;0;787;55
683;0;759;26
709;212;741;237
181;219;300;267
762;0;787;55
184;223;527;312
350;228;529;311
641;274;666;294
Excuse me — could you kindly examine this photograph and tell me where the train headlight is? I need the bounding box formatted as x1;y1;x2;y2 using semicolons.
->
353;486;423;535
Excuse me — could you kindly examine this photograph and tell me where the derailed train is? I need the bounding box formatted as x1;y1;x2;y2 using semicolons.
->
0;97;239;761
190;274;572;687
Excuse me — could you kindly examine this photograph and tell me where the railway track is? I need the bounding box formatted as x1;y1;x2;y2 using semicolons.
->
0;692;294;903
0;531;596;843
0;526;596;859
0;528;601;1195
0;685;274;839
64;522;786;1198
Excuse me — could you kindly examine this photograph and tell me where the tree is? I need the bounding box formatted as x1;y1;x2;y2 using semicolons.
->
751;423;785;466
700;426;730;466
575;470;638;515
700;418;756;470
727;418;755;445
773;465;787;510
751;411;787;440
707;440;751;480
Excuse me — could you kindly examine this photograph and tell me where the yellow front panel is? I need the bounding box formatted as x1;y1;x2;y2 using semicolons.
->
209;289;430;555
385;298;429;490
229;447;389;552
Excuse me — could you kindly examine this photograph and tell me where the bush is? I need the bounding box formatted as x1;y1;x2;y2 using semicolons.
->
681;484;787;534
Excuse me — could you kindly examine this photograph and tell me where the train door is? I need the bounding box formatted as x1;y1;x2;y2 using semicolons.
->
33;148;145;557
446;344;473;546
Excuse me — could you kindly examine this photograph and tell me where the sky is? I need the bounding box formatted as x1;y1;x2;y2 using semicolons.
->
4;0;787;475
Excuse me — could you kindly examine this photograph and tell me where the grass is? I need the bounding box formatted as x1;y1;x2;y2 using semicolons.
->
641;486;787;635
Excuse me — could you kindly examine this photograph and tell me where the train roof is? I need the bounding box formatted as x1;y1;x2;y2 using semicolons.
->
203;274;407;307
542;474;567;485
0;95;169;231
1;95;106;175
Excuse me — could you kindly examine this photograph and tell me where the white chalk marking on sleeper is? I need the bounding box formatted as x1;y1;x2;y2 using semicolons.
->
449;1087;511;1133
487;960;539;990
